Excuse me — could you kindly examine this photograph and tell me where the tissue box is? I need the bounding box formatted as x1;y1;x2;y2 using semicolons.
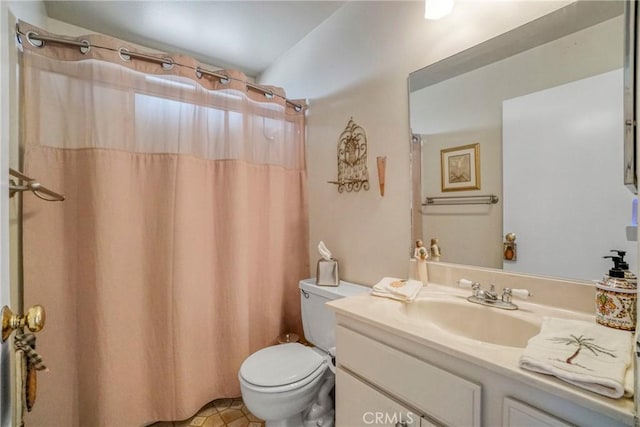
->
316;258;339;286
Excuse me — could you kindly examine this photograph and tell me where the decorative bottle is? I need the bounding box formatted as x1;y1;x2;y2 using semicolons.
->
596;255;636;331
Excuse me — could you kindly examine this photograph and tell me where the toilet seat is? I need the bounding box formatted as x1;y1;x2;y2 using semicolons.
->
239;362;327;394
239;343;328;391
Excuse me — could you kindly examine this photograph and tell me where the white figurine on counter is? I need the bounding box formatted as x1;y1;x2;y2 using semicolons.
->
414;239;428;260
414;240;429;285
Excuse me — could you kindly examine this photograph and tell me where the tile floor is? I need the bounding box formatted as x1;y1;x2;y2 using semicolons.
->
151;397;265;427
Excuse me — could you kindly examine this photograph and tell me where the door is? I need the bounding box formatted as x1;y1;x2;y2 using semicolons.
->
1;2;17;426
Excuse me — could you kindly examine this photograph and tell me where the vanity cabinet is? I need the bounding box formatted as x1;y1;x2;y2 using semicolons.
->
335;325;481;426
333;317;632;427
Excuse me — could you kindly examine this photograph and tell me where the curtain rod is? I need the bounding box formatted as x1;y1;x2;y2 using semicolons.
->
17;28;304;112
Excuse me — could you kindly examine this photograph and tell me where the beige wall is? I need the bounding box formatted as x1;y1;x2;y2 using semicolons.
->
260;1;570;286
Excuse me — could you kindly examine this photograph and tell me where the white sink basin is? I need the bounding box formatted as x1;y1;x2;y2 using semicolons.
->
398;296;541;348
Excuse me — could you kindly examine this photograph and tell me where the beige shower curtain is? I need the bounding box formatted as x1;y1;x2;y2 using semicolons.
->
19;22;308;427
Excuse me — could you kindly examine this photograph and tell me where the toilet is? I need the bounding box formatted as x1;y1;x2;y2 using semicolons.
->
239;278;368;427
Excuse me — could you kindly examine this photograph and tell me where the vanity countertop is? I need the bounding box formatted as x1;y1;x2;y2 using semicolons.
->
327;282;635;425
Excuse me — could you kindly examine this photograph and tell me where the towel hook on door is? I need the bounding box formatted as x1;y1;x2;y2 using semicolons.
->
8;168;65;202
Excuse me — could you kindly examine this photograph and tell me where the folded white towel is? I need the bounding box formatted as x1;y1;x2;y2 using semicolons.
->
519;317;634;398
371;277;423;302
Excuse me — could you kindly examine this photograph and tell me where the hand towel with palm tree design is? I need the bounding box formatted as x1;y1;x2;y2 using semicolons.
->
519;317;633;398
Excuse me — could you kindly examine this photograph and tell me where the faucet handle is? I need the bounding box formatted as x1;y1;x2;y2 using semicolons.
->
511;288;532;299
457;279;482;297
456;279;474;288
502;287;531;301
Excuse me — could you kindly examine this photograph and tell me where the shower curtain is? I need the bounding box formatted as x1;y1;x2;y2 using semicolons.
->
18;22;308;427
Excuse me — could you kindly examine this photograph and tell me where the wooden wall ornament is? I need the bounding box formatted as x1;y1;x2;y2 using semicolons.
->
377;156;386;196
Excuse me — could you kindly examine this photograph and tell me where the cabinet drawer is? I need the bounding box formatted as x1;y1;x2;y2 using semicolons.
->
336;367;422;426
336;326;481;427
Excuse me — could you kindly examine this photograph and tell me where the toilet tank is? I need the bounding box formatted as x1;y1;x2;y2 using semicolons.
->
299;278;369;352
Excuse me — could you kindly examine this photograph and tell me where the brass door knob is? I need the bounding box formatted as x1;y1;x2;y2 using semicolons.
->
1;305;46;342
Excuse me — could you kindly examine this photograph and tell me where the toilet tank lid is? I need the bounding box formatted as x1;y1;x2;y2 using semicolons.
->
299;278;369;300
239;343;325;387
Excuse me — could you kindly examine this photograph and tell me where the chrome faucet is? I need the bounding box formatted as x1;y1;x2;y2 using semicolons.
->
459;280;531;310
473;283;498;301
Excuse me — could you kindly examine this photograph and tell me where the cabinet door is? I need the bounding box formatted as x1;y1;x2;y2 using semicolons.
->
337;326;481;426
502;397;573;427
336;367;423;426
420;416;440;427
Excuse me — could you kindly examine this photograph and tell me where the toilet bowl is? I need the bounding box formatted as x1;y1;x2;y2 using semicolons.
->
239;343;332;427
239;279;369;427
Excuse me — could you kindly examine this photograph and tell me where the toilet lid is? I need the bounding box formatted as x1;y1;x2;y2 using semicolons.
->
240;343;325;387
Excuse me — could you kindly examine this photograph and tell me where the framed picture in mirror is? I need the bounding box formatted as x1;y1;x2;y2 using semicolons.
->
440;143;480;191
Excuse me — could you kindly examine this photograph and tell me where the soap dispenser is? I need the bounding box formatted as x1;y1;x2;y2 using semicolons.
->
595;255;636;331
609;250;637;287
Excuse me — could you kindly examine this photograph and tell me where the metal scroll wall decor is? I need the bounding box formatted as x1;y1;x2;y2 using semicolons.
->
328;117;370;193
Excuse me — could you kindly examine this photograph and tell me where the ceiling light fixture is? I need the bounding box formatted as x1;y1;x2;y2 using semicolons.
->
424;0;454;20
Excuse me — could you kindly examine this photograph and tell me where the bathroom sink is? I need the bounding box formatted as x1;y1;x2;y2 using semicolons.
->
399;297;541;348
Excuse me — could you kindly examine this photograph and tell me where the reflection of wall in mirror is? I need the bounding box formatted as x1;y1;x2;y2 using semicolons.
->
503;68;635;281
410;15;623;274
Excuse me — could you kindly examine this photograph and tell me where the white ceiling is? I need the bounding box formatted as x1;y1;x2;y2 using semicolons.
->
44;1;346;77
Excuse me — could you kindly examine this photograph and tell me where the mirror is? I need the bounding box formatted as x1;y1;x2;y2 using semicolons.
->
409;1;637;282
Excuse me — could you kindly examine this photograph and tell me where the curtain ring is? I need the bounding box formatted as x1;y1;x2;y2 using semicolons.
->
15;24;23;46
118;47;131;62
79;40;90;55
220;75;230;84
161;57;174;71
264;90;274;100
195;67;203;79
25;31;44;48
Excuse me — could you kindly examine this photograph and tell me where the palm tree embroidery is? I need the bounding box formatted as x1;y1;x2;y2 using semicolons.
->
549;334;616;365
